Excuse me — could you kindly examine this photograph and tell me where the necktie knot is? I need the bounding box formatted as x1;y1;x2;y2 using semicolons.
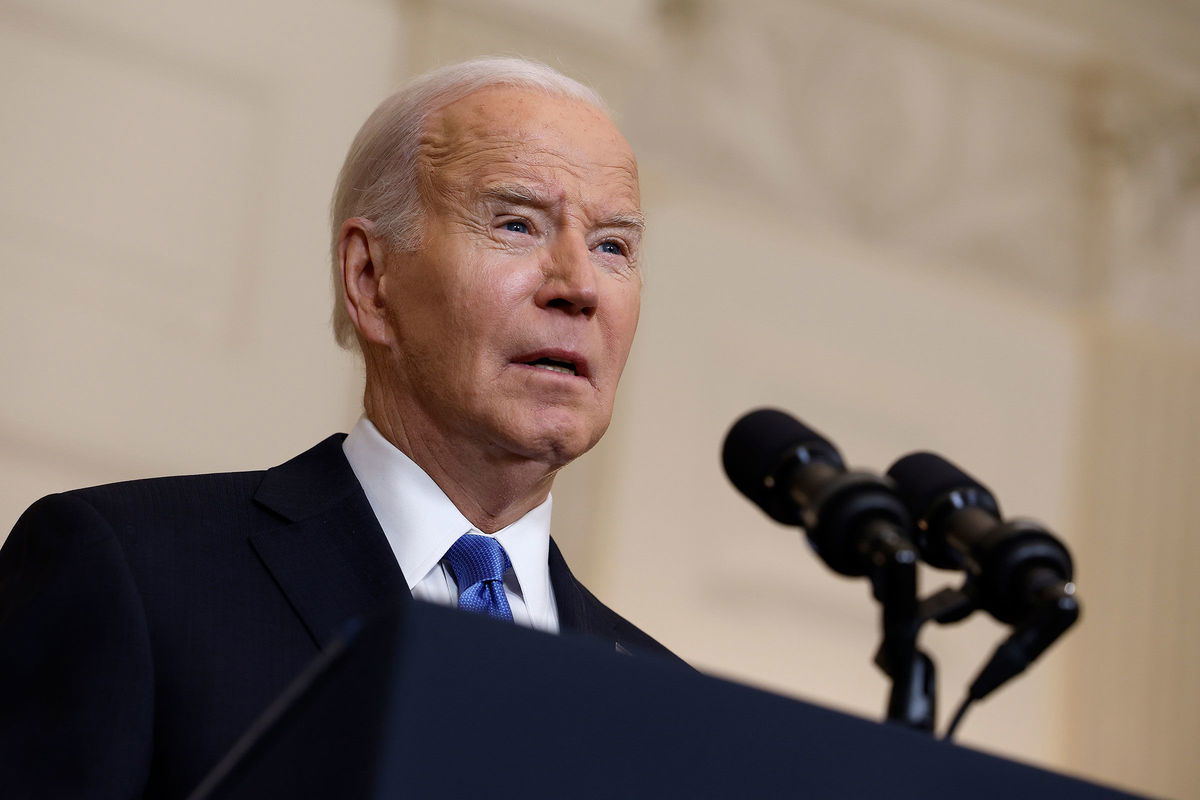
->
443;534;513;621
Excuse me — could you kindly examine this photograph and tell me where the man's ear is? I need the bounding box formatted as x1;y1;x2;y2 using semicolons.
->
339;217;395;347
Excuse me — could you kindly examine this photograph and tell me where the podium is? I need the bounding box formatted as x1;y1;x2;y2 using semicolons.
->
191;601;1139;799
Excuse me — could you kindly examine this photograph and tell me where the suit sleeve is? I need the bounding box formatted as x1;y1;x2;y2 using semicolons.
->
0;493;154;800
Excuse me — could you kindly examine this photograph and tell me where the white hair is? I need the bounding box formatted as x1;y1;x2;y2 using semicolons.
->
329;57;609;350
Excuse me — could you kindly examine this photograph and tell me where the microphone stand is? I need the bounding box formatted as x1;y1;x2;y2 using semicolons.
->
858;519;936;733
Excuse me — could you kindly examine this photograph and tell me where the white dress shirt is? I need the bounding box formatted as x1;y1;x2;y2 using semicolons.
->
342;417;559;634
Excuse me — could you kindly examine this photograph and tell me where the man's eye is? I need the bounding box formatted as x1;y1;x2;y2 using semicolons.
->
597;240;625;256
502;220;530;234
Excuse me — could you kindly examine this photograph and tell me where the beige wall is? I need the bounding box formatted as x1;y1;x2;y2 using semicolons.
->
0;0;399;506
3;1;1199;797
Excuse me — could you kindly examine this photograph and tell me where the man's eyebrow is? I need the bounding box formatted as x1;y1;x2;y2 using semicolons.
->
478;182;551;207
479;182;645;233
596;211;646;234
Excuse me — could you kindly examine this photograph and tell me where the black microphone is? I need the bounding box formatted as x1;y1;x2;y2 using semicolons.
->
886;451;1080;718
885;452;1075;626
722;408;914;579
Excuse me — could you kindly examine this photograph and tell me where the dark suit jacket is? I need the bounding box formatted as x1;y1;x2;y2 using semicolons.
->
0;434;678;799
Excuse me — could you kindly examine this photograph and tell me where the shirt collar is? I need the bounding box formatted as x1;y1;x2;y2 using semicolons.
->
341;417;554;611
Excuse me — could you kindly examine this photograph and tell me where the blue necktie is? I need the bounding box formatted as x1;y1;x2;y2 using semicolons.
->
444;534;514;622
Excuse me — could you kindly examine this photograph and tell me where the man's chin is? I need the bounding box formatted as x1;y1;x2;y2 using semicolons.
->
501;413;606;466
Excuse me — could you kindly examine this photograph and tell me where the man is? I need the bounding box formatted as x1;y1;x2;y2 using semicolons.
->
0;58;677;798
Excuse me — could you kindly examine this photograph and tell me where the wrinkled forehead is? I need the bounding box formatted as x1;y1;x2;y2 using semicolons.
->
419;87;640;209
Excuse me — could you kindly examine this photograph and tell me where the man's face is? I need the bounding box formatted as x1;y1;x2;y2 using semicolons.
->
375;87;643;466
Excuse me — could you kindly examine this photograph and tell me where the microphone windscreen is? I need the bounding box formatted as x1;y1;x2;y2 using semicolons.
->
722;408;838;511
886;451;996;518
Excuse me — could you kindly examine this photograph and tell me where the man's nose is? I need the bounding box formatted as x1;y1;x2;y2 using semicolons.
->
535;232;598;318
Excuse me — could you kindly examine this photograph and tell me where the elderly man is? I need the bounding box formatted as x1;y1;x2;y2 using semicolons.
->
0;58;675;798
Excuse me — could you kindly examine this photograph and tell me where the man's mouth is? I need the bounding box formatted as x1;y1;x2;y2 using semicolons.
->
512;350;589;379
526;357;577;376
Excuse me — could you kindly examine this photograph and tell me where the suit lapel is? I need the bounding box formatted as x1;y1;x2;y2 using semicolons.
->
550;540;686;665
548;538;611;641
250;434;409;650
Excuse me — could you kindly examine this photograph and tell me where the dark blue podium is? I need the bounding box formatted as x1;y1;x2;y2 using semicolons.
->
191;601;1140;799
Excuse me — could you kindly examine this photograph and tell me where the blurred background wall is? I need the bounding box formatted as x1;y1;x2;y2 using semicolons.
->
2;0;1198;796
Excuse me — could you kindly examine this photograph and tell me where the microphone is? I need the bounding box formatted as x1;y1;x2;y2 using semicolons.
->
886;452;1080;715
885;452;1075;626
724;410;940;731
722;409;914;579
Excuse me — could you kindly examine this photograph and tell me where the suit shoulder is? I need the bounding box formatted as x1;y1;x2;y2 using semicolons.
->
45;471;259;530
5;471;266;552
67;470;265;516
